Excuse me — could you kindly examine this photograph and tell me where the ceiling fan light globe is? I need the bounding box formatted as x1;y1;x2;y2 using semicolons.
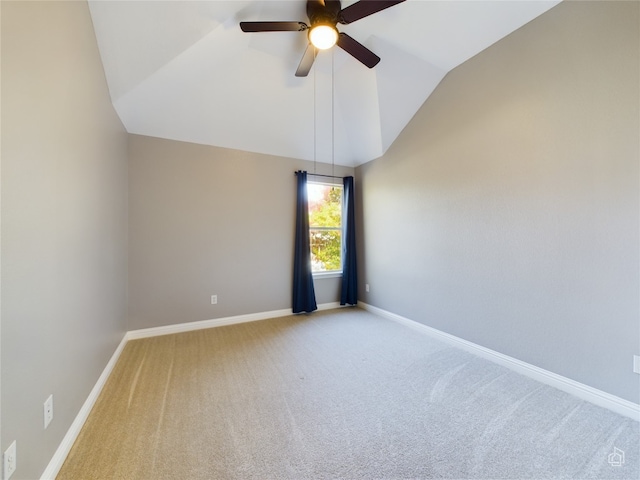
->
309;25;338;50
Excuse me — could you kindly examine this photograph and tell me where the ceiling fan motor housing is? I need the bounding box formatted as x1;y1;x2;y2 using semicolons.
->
306;0;341;27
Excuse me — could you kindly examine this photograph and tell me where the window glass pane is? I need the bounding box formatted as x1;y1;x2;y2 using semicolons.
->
310;229;341;272
308;184;341;228
307;183;342;272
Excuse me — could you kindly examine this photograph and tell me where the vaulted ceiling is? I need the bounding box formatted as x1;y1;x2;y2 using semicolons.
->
88;0;560;167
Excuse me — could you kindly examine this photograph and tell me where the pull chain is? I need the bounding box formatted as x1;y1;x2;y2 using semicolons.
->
331;48;335;178
313;49;317;175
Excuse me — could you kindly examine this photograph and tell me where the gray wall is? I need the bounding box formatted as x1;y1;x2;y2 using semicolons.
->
356;0;640;403
1;2;129;478
128;134;354;330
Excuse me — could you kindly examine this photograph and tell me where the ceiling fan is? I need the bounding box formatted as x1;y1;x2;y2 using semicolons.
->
240;0;406;77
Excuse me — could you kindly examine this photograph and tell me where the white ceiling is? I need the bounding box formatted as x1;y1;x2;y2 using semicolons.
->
88;0;561;167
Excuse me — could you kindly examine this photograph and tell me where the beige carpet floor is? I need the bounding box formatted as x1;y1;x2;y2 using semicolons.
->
57;308;639;479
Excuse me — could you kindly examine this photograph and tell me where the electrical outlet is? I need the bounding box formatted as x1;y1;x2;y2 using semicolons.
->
634;355;640;374
210;295;217;305
365;284;370;292
4;440;16;479
44;394;53;429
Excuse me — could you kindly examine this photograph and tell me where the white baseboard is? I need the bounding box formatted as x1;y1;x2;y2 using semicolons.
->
40;334;129;480
359;302;640;421
41;302;343;478
127;302;342;341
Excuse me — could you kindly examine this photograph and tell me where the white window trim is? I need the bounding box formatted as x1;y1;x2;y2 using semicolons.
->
312;270;343;279
308;180;343;276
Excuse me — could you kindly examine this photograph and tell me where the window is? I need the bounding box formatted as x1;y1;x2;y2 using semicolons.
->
307;182;342;273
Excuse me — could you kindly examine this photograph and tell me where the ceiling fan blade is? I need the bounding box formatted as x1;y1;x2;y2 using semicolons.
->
338;0;406;24
240;21;308;32
336;32;380;68
295;43;317;77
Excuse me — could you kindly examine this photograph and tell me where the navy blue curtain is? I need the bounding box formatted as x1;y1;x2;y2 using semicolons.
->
340;176;358;305
293;171;317;313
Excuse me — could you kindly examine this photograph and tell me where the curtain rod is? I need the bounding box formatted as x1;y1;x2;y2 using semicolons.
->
294;172;344;180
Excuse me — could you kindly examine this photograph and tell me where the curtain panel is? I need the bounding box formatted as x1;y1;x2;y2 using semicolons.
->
340;175;357;305
292;170;318;313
